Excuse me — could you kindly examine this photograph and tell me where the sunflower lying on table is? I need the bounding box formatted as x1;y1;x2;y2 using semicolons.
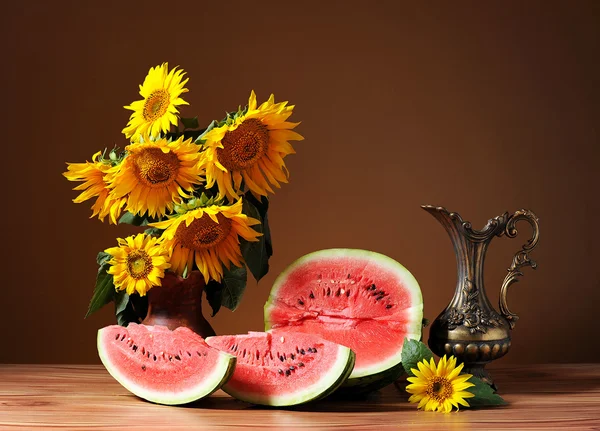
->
63;62;303;320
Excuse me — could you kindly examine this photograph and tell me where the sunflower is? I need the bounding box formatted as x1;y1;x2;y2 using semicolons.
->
122;63;189;140
150;199;261;283
107;136;204;218
105;233;171;296
200;91;303;201
63;151;126;224
406;355;475;413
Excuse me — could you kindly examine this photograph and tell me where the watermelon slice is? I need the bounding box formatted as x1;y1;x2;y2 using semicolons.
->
97;324;236;405
264;249;423;391
205;331;355;406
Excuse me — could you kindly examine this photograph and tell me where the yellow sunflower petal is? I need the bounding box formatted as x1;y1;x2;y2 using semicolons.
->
108;136;204;218
122;63;189;141
199;91;302;201
105;233;170;296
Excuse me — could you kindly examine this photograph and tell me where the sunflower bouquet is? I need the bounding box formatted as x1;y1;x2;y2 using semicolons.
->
64;63;302;322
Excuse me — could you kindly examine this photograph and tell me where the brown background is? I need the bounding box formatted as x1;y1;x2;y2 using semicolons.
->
1;1;598;365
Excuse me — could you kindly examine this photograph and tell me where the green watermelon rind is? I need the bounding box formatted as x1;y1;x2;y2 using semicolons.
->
97;328;236;405
337;360;405;395
217;344;355;407
264;248;423;384
313;349;356;400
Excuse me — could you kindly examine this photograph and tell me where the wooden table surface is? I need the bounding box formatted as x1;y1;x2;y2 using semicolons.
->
0;364;599;430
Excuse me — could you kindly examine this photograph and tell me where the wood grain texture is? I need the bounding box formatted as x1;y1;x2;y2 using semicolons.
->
0;364;599;430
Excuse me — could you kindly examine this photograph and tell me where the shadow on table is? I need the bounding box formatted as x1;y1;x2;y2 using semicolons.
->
185;386;410;412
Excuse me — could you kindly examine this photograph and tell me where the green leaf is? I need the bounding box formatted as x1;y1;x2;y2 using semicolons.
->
96;251;111;266
244;194;272;257
118;212;150;226
401;338;434;376
466;376;507;407
197;120;217;143
85;263;115;318
262;211;273;257
204;280;223;317
241;198;269;281
180;116;199;130
114;291;133;327
114;291;148;327
144;227;163;237
221;265;247;311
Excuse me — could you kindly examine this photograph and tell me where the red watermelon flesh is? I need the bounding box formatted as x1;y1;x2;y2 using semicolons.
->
205;331;355;406
97;324;235;405
264;249;423;381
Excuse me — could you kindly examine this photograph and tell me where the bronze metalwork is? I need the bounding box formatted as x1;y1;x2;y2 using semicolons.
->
422;205;540;387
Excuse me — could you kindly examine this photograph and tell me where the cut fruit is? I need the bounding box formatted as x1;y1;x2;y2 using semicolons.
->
205;331;355;406
97;324;236;405
264;248;423;392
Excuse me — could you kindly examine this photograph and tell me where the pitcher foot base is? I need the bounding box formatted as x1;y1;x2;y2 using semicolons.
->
462;364;497;391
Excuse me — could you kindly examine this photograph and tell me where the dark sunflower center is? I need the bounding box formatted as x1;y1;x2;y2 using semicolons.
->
175;213;232;250
133;147;180;188
426;376;453;402
127;250;153;279
143;89;170;121
217;118;269;171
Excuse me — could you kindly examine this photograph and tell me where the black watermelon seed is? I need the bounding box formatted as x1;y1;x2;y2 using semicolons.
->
313;348;318;353
298;362;304;367
290;366;295;370
291;354;295;360
115;334;120;340
347;274;351;278
309;292;314;299
141;365;146;371
370;284;376;290
279;355;284;361
346;290;351;297
175;355;181;361
133;345;138;351
298;300;304;306
278;369;283;375
153;355;157;361
326;287;331;296
285;370;291;376
386;304;393;309
300;349;305;354
376;296;383;301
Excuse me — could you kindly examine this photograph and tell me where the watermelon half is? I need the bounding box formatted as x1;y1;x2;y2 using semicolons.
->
264;249;423;392
97;323;236;405
205;331;355;406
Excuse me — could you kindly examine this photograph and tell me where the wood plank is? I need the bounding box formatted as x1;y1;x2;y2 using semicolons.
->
0;364;599;430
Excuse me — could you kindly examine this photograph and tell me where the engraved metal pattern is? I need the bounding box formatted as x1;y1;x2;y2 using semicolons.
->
499;209;540;329
443;278;504;334
422;205;540;388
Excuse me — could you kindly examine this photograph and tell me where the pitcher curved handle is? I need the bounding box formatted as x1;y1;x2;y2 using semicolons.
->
499;209;540;329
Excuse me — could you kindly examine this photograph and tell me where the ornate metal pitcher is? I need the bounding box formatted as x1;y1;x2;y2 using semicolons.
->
422;205;540;387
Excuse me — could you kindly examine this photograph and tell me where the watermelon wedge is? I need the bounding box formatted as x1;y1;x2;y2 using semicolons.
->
205;331;355;406
97;324;236;405
264;249;423;391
